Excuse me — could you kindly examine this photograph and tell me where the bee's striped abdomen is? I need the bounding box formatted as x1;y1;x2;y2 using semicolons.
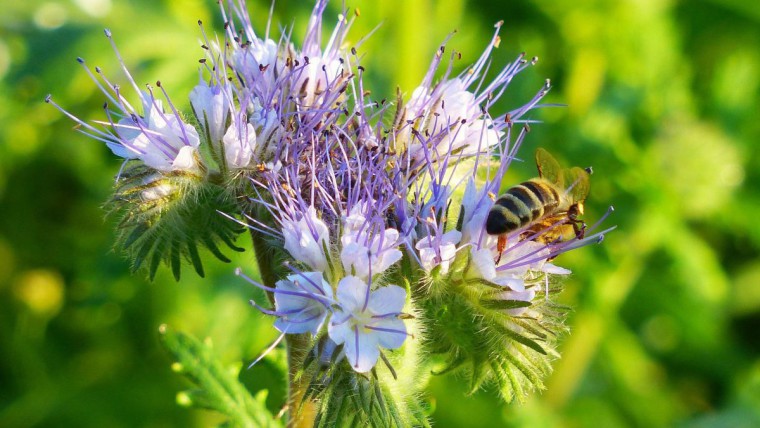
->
485;179;561;235
521;179;561;213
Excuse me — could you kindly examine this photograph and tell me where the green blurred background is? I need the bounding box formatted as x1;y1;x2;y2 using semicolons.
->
1;0;759;426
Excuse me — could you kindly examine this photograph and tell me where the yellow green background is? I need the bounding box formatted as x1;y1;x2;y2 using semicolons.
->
1;0;759;426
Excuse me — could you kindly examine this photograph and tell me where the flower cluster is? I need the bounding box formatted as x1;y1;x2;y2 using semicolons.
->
239;204;409;373
50;0;613;424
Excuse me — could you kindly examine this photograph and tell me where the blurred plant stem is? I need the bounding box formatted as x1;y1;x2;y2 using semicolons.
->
250;228;317;427
284;333;317;428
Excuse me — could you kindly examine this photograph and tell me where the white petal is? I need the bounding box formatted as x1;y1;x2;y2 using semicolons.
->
274;272;327;311
382;228;400;246
494;275;526;292
367;285;406;315
291;272;330;296
327;310;352;345
189;82;228;144
223;122;255;169
274;308;325;335
336;276;369;313
343;325;380;373
543;263;571;275
273;279;308;312
106;141;138;159
171;146;199;171
373;248;402;275
500;289;536;316
341;242;370;279
373;318;407;350
281;207;330;271
439;242;458;263
442;230;462;246
417;247;437;272
502;288;535;302
468;248;497;282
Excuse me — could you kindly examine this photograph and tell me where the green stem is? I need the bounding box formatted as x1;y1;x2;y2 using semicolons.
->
250;229;317;428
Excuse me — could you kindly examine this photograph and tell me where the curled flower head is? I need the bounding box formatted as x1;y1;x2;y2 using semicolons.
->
328;277;408;373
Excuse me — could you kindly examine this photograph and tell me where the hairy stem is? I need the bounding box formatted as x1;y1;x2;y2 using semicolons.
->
283;333;317;428
250;228;317;427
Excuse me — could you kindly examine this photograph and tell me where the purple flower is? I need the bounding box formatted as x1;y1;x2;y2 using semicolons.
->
460;177;495;247
189;80;229;145
465;240;571;316
46;31;203;173
415;230;461;274
340;202;403;280
328;277;408;373
222;115;257;169
404;78;502;165
273;272;333;335
282;206;331;272
114;95;202;172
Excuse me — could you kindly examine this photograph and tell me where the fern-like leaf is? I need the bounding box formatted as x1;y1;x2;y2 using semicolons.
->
158;325;281;428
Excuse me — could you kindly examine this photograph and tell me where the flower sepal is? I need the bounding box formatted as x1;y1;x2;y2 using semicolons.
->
420;260;569;403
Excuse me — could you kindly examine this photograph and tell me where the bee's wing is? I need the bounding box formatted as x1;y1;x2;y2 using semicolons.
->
535;148;563;187
563;166;590;203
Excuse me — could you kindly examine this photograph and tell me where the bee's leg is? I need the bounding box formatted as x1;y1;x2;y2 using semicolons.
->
571;219;586;240
567;202;586;240
495;235;508;264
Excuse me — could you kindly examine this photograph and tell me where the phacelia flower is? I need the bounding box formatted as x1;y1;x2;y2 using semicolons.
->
272;272;333;335
415;230;462;274
222;115;257;169
328;277;408;373
340;203;403;280
46;31;203;174
52;0;616;422
117;94;202;172
281;206;331;272
404;77;501;164
460;177;496;246
189;80;229;145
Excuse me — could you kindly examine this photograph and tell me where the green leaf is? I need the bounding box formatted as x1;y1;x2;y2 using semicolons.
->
158;325;281;428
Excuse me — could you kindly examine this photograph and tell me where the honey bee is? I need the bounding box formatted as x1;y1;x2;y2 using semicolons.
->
486;148;590;259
